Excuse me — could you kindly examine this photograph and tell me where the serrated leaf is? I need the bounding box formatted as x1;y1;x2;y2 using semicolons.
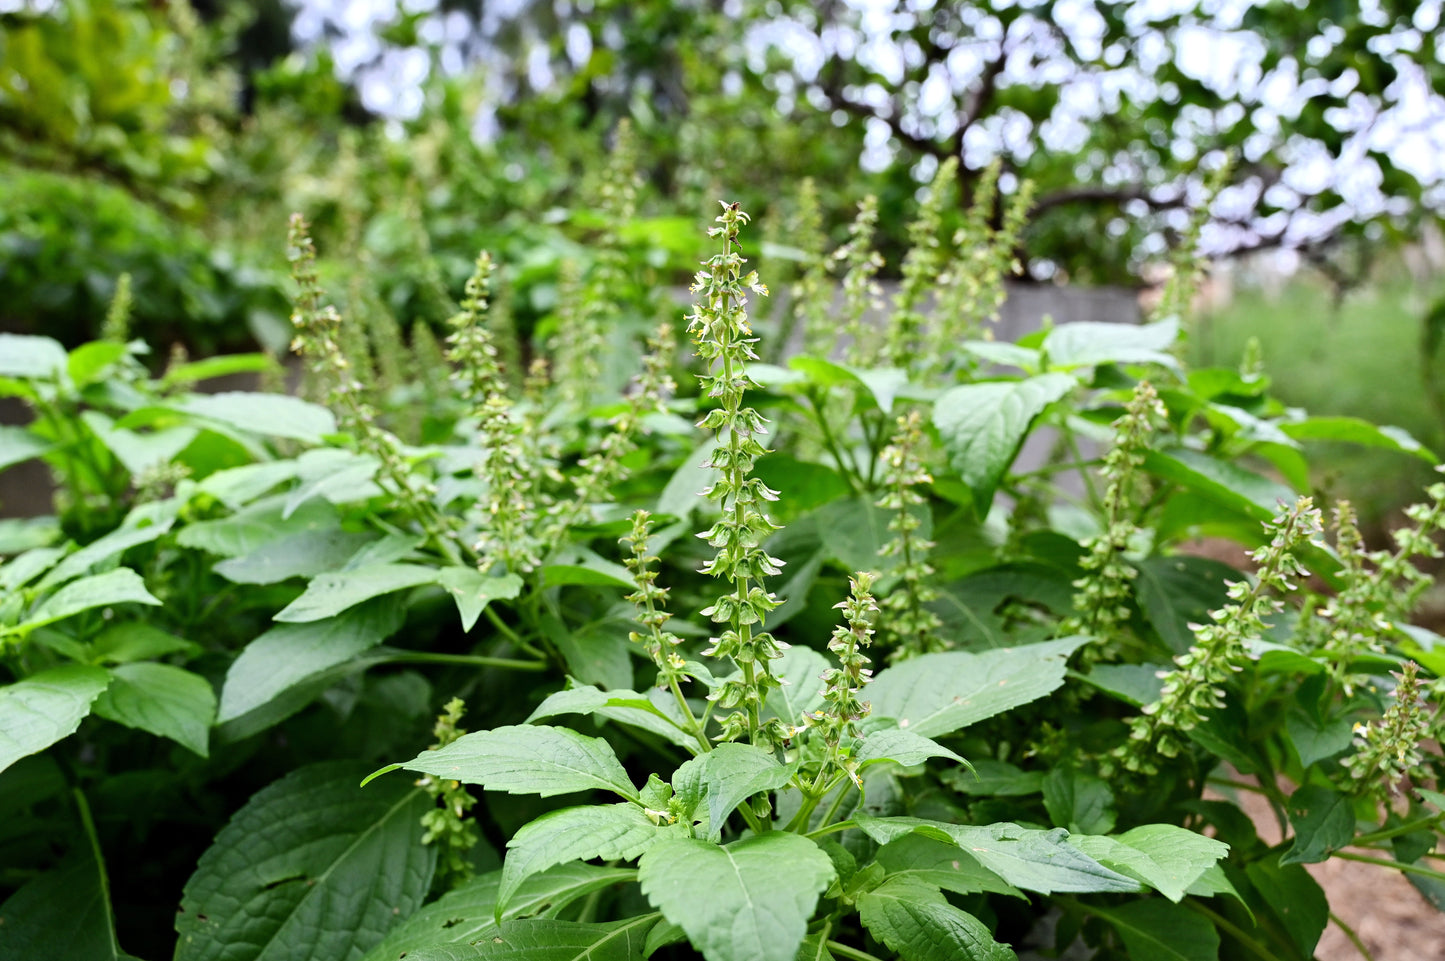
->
217;600;404;738
761;645;829;728
814;495;927;574
1069;825;1228;902
283;451;381;518
198;460;304;509
0;425;51;472
0;665;109;774
0;333;66;378
1042;767;1116;835
1042;318;1180;371
91;622;200;664
1285;710;1354;767
175;392;337;443
858;876;1016;961
1281;786;1354;865
20;568;161;630
213;529;376;585
274;563;439;622
36;513;175;590
1280;416;1436;462
358;864;636;961
1142;448;1293;522
1088;900;1219;961
940;759;1042;797
178;495;338;558
868;638;1086;738
175;762;434;961
405;915;657;961
657;438;720;520
405;725;638;800
500;805;670;913
933;373;1075;511
0;545;66;592
793;933;835;961
855;729;962;769
93;663;216;757
0;844;121;958
81;410;198;475
873;834;1022;898
526;685;697;750
438;568;524;631
670;742;792;839
1134;555;1237;655
855;815;1140;894
1079;663;1167;707
639;834;835;961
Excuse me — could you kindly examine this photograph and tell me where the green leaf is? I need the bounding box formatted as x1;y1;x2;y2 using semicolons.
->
814;495;927;574
933;373;1075;511
1069;825;1229;902
1280;416;1436;463
793;933;835;961
639;834;835;961
1142;448;1294;522
500;805;671;914
91;622;199;664
670;742;792;839
1088;900;1220;961
552;617;634;691
526;685;697;750
761;645;829;728
1043;318;1180;371
438;569;524;631
283;450;381;517
404;916;658;961
940;759;1042;797
67;341;129;388
0;545;66;592
854;815;1140;894
657;438;719;520
217;601;404;739
274;563;439;622
93;663;215;757
855;729;963;769
1134;555;1237;655
0;845;122;959
1243;857;1328;958
37;511;176;590
1042;767;1116;835
163;353;279;387
174;392;338;444
198;460;304;509
177;495;338;558
1281;786;1354;865
930;563;1076;649
81;411;199;475
0;425;52;472
0;333;67;378
404;725;638;800
868;638;1086;738
357;864;635;961
213;529;376;585
176;762;435;961
20;569;161;630
858;876;1016;961
0;665;110;774
1080;663;1167;707
873;834;1022;898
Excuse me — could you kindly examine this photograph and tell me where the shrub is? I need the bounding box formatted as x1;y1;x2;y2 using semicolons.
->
3;176;1445;961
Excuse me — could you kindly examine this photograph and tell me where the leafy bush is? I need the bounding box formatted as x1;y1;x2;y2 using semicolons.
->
4;167;1445;961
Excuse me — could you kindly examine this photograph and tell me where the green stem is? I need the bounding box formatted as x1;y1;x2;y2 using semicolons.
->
73;789;120;958
807;818;856;841
827;941;886;961
809;392;861;495
1184;900;1277;961
388;652;547;671
1351;813;1443;847
1330;911;1376;961
1335;850;1445;883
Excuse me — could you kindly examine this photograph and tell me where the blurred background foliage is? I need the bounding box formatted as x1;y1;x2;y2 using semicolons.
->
3;0;1445;519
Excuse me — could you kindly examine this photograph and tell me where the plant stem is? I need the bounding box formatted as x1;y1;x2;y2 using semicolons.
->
1351;813;1443;847
1184;901;1278;961
1335;850;1445;883
74;789;120;958
1330;911;1376;961
807;818;856;840
809;392;861;495
388;651;547;671
827;942;887;961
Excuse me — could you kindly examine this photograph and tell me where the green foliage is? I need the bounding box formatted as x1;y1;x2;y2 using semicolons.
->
7;192;1445;961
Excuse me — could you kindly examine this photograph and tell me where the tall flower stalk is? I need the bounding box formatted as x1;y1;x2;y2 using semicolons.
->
884;157;957;369
1116;496;1323;773
689;202;789;750
876;412;943;659
836;195;885;366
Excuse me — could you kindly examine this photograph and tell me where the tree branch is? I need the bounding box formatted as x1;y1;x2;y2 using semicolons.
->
1031;184;1188;213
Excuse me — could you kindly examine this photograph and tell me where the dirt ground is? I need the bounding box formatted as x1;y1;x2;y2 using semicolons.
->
1226;783;1445;961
